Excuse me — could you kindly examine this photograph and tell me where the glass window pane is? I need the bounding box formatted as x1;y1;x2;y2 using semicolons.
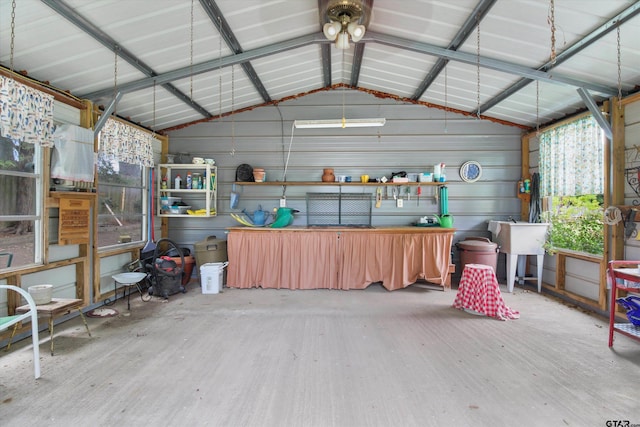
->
97;155;145;249
0;220;37;269
0;136;39;268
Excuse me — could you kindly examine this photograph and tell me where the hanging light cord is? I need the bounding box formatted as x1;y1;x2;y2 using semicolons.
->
341;48;346;127
152;79;156;135
444;64;448;133
230;64;236;156
113;46;118;115
549;0;557;64
10;0;16;73
282;122;295;183
536;80;540;136
218;16;223;119
476;13;481;118
190;0;194;101
617;24;622;110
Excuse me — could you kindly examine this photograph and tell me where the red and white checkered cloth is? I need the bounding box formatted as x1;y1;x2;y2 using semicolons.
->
452;264;520;320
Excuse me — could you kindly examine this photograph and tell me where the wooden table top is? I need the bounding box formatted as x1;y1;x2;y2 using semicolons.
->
16;298;83;315
226;226;456;234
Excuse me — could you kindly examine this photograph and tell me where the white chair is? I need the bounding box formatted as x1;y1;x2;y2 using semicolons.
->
0;285;41;379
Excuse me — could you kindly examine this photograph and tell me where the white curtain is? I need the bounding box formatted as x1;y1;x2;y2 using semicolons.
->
98;117;154;167
0;75;54;147
539;116;604;197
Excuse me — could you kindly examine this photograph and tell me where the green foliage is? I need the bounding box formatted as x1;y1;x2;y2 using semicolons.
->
540;195;604;255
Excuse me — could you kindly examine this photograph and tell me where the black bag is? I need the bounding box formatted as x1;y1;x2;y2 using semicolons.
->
236;164;254;182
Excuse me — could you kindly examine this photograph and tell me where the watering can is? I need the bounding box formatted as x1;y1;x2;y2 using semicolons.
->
243;205;272;226
434;214;454;228
270;207;297;228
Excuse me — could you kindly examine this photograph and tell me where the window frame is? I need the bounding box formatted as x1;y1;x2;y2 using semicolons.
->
0;139;44;269
96;158;148;251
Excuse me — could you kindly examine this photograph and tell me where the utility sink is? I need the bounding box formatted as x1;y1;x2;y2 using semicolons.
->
489;221;549;255
488;221;549;293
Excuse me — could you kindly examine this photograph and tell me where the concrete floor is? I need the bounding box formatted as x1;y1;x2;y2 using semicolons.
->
1;282;639;426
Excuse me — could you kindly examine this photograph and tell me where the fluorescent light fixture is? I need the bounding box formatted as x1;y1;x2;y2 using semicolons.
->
294;118;386;129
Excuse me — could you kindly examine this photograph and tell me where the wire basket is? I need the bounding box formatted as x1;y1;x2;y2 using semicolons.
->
306;192;372;227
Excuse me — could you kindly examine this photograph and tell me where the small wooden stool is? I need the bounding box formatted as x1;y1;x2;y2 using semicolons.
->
12;298;91;356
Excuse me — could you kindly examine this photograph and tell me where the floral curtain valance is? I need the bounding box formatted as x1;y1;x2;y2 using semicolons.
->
539;116;605;197
0;75;54;147
98;117;154;167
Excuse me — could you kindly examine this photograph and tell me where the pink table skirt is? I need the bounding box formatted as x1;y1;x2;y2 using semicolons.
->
453;264;520;320
226;228;454;290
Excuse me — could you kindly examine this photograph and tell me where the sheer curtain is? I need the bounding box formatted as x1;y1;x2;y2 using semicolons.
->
539;115;604;197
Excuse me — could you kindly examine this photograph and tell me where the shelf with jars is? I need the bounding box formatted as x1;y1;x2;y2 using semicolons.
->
157;164;217;217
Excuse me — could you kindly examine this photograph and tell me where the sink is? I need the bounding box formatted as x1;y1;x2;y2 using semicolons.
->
489;221;549;255
488;221;549;293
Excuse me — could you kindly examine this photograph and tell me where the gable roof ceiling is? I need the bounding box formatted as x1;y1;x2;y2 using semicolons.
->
1;0;639;133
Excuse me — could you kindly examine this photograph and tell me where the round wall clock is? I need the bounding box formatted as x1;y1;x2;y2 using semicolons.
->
459;161;482;183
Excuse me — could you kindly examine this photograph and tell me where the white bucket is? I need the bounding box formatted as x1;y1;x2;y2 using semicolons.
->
28;284;53;305
200;262;229;294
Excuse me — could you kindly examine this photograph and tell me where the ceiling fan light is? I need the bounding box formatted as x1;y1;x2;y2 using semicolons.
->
336;32;350;49
347;22;365;42
323;21;341;41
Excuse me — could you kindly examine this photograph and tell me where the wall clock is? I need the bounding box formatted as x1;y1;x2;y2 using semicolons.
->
459;161;482;183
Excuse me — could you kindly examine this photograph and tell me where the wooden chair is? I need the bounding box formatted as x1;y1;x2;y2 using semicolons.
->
0;285;41;379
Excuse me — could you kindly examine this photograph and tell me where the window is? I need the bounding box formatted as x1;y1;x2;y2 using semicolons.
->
0;75;54;269
538;115;605;255
0;136;43;269
97;152;146;248
539;115;605;197
96;118;154;249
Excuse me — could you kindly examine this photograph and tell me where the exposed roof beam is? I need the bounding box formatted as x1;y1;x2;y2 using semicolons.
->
577;88;613;139
368;31;621;96
318;0;332;87
350;0;373;87
412;0;497;100
351;43;365;87
474;1;640;115
81;34;324;100
40;0;212;121
199;0;272;103
321;44;332;87
93;92;123;137
80;28;622;102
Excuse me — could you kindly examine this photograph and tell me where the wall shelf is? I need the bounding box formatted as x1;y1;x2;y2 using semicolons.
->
233;181;445;186
158;164;217;217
